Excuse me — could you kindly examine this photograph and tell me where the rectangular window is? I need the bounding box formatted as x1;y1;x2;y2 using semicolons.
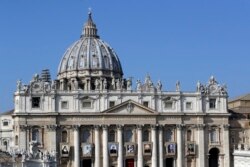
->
143;101;149;107
209;99;216;109
3;121;8;126
210;129;218;143
109;101;115;108
82;101;92;108
164;102;173;109
186;102;192;110
61;101;68;109
32;97;40;108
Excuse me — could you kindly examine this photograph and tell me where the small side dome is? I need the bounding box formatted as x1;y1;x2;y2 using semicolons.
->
57;11;123;81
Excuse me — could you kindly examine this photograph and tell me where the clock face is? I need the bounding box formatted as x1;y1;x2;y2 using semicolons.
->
210;85;217;93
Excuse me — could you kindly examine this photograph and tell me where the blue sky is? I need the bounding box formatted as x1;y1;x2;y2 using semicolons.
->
0;0;250;112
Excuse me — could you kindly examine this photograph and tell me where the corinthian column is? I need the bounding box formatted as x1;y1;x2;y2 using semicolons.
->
137;125;143;167
223;124;230;167
117;125;123;167
177;124;184;167
158;125;164;167
151;125;157;167
94;125;100;167
102;125;109;167
73;125;80;167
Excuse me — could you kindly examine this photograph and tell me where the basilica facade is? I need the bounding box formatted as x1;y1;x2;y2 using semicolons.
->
12;12;230;167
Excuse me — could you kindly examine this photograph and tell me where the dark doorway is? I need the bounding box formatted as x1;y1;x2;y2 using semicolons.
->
166;158;174;167
209;148;219;167
126;159;134;167
82;159;92;167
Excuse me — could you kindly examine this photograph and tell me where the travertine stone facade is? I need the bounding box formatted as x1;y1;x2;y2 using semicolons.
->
12;11;230;167
0;110;13;152
229;94;250;167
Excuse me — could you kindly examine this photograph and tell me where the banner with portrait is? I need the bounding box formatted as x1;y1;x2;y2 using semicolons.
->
143;142;152;155
108;143;118;156
61;144;69;157
166;142;176;156
82;143;93;157
186;142;196;155
125;143;136;156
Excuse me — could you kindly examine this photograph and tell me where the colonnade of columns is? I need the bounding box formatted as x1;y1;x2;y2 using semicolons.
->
72;124;188;167
18;123;227;167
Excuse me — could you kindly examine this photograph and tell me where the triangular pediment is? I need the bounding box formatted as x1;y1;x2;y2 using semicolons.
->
102;100;158;115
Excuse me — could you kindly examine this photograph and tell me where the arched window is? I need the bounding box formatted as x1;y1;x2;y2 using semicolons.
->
124;129;133;142
82;130;91;143
15;136;18;145
165;129;173;142
143;130;149;142
187;130;192;141
109;130;115;142
62;130;68;143
32;129;39;142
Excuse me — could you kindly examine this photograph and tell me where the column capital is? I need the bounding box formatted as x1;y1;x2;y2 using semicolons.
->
151;124;157;130
223;124;230;130
94;125;100;130
117;124;123;130
72;125;80;131
137;125;143;130
176;124;185;129
46;124;57;131
196;124;206;130
19;125;28;131
158;125;165;131
102;125;108;130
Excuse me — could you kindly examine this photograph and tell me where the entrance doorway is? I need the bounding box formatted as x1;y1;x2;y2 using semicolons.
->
82;159;92;167
126;159;134;167
209;148;219;167
165;158;174;167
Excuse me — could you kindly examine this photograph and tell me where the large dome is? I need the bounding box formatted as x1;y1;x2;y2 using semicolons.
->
57;12;123;80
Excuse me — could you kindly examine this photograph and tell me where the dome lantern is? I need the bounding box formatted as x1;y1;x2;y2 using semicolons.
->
81;10;99;38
